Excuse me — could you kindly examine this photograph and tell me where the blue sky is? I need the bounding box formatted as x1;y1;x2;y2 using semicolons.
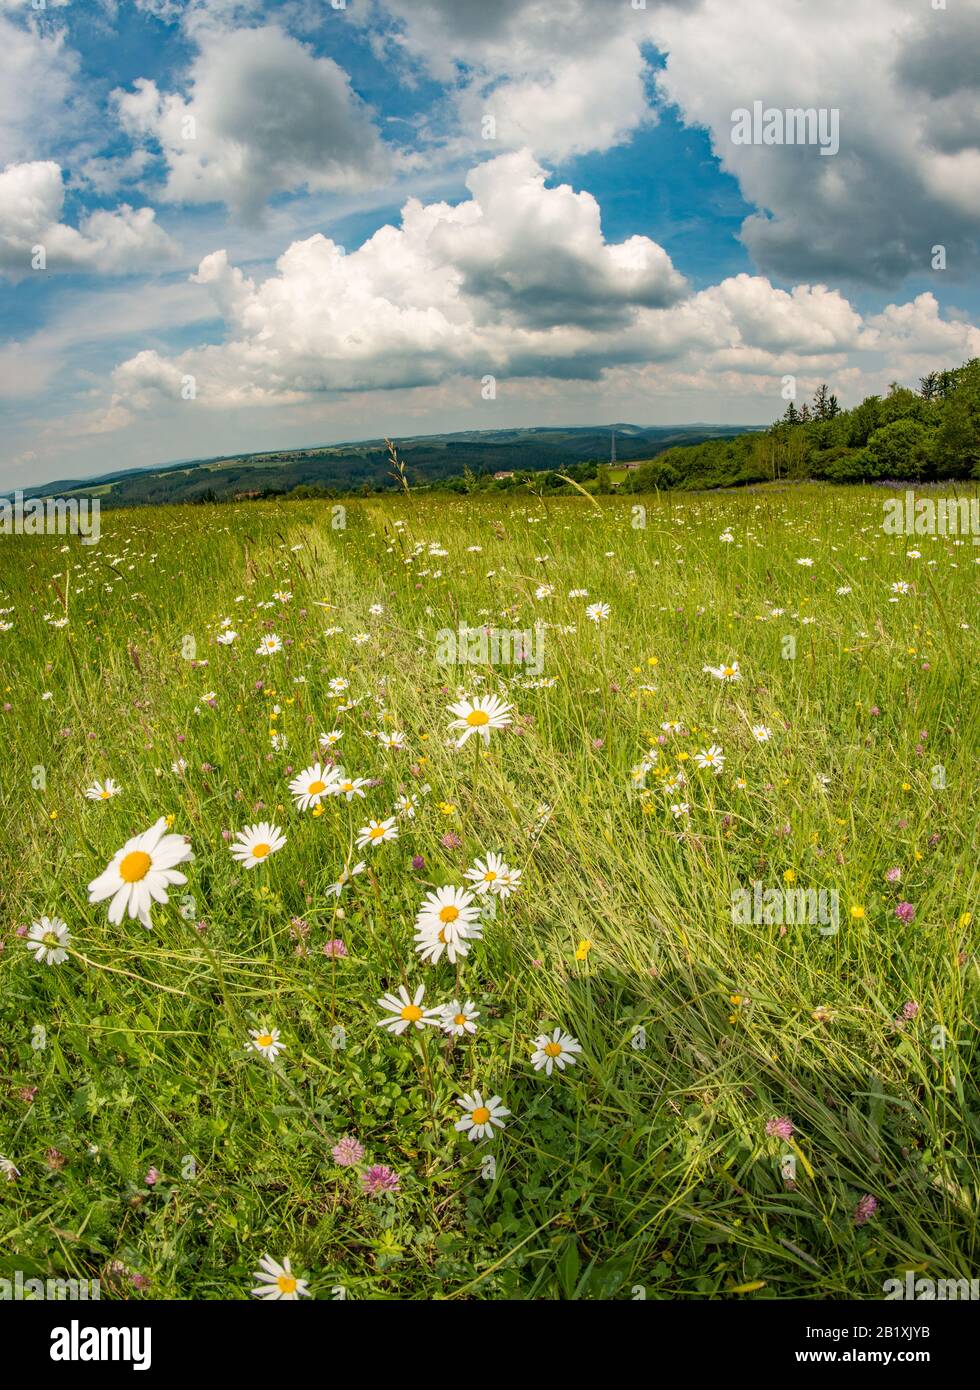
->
1;0;978;487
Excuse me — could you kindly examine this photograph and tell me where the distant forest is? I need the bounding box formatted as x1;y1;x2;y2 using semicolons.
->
444;358;980;497
619;358;980;494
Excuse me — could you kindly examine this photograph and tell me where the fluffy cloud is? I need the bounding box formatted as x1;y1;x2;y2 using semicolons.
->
374;0;660;162
373;0;980;289
649;0;980;286
114;24;389;219
0;161;176;275
102;151;690;411
0;12;79;165
99;152;977;432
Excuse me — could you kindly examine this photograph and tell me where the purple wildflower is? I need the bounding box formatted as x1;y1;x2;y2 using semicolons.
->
853;1193;878;1225
332;1136;365;1168
362;1164;400;1195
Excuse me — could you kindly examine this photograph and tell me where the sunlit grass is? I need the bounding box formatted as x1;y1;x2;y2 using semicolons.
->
0;482;977;1299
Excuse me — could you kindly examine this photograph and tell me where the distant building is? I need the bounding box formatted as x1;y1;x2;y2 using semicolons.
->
493;471;515;480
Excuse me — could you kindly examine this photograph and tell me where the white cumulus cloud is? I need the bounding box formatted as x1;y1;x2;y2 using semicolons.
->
114;24;390;220
0;161;176;276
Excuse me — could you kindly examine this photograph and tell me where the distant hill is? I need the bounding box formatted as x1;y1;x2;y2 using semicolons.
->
17;424;758;507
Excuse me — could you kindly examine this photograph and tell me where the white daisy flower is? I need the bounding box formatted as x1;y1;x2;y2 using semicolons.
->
248;1027;285;1061
216;630;237;645
256;634;283;656
332;774;369;802
440;1000;479;1037
250;1254;310;1301
531;1028;582;1076
376;983;442;1035
87;818;193;930
356;817;398;849
230;822;287;869
0;1156;20;1181
318;729;343;748
288;762;338;811
415;885;481;938
326;860;366;897
454;1091;509;1142
447;693;513;747
26;916;70;966
751;725;772;742
464;852;520;898
694;744;725;772
84;778;121;801
703;661;740;682
585;601;610;623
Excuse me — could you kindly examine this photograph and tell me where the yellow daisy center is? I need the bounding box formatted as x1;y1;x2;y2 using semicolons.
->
466;710;490;726
100;790;111;800
471;1106;490;1125
439;905;460;923
483;870;497;881
251;842;271;859
43;931;60;947
276;1275;297;1294
454;1014;467;1026
308;780;326;795
256;1033;274;1048
437;929;447;943
369;825;385;839
401;1004;423;1023
119;850;152;882
544;1041;562;1057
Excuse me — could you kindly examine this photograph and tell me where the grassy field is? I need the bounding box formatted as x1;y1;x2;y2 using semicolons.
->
0;481;977;1301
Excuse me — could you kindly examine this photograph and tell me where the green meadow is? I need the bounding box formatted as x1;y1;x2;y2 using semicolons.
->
0;481;977;1299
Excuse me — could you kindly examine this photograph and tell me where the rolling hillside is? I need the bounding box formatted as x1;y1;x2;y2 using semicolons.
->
17;424;755;507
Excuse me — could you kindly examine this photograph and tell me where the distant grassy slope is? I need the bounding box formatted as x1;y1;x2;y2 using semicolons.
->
18;424;757;508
